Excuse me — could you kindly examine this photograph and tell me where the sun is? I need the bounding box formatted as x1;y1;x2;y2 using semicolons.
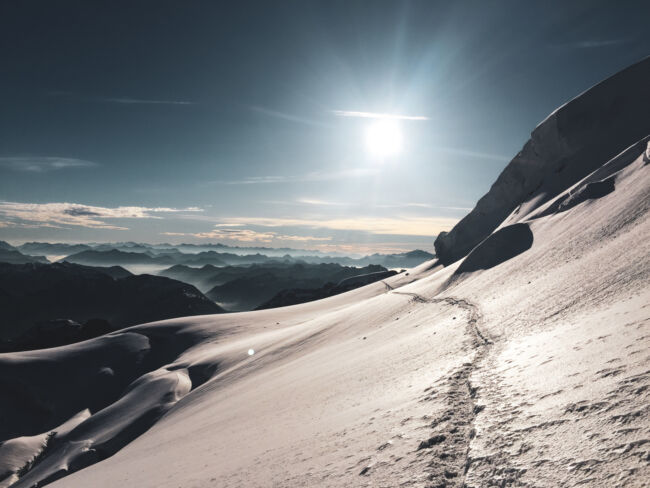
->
365;119;402;158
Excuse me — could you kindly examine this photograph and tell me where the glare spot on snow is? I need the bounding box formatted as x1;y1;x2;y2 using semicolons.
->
248;349;255;356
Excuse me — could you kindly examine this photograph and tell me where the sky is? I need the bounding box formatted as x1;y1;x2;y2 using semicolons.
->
1;0;649;254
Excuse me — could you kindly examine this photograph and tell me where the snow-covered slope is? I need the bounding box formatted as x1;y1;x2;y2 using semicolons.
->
1;61;649;488
434;56;650;265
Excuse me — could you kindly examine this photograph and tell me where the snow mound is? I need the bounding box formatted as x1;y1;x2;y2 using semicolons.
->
454;223;534;274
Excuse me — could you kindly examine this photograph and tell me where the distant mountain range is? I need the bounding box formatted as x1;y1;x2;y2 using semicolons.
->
11;241;435;268
59;247;435;269
0;240;48;264
0;262;223;342
17;241;346;258
0;243;435;338
62;249;283;267
17;241;92;256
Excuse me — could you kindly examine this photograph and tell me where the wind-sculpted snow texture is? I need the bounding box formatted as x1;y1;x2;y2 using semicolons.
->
434;56;650;265
0;62;649;488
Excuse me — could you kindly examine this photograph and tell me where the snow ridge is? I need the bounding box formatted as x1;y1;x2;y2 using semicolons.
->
435;56;650;265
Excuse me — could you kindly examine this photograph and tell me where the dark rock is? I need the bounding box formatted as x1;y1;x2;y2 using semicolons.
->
417;434;446;450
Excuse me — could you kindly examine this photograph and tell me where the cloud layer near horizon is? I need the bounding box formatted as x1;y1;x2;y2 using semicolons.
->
198;215;458;237
0;199;458;253
0;202;202;230
162;228;332;243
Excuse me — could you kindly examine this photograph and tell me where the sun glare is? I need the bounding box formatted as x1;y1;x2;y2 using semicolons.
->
365;119;402;158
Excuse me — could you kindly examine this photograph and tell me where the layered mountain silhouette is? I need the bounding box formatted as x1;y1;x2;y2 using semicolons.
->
18;241;434;268
17;242;92;256
201;263;390;311
61;247;434;269
0;241;48;264
256;269;399;310
0;262;223;344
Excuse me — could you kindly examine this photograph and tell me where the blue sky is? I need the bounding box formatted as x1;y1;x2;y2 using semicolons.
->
1;0;649;253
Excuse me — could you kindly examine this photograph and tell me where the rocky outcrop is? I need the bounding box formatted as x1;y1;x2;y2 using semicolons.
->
435;56;650;264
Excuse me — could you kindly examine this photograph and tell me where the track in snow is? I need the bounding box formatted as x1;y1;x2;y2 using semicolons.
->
381;280;395;291
391;290;493;487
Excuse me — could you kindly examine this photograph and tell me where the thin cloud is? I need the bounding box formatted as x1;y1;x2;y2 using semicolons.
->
279;199;472;212
373;202;433;209
279;234;332;242
569;39;629;49
103;97;195;105
218;168;380;185
251;106;331;128
228;175;295;185
332;110;429;121
372;202;472;211
296;198;347;206
216;216;458;237
434;146;511;163
164;228;332;243
49;91;194;106
310;242;420;255
0;202;203;230
0;157;99;172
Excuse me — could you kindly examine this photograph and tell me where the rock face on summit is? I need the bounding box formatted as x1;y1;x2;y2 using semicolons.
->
434;57;650;265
